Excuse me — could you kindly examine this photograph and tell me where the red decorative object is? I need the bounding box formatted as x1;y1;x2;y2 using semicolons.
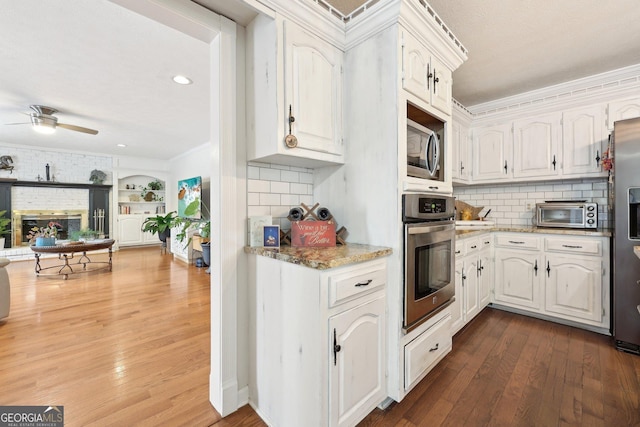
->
291;220;336;247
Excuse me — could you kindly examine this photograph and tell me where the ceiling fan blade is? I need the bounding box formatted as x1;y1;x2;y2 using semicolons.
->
4;122;30;125
57;122;99;135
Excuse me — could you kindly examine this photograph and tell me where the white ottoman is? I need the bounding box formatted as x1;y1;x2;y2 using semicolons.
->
0;258;10;320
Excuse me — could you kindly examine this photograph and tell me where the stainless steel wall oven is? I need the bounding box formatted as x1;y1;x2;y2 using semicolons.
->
403;193;455;332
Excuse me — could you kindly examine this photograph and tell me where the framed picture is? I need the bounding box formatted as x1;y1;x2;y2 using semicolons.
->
177;176;202;218
263;225;280;248
248;216;272;247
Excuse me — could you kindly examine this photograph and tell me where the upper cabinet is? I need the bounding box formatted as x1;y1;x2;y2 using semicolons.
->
246;14;344;168
512;113;561;179
401;30;452;116
562;105;607;177
471;124;512;182
607;96;640;130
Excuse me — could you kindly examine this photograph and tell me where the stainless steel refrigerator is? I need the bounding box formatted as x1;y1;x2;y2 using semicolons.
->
613;116;640;354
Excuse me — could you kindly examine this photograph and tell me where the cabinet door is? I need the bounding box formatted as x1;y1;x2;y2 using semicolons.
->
464;257;480;322
494;249;541;310
513;113;561;178
451;259;465;334
401;30;430;105
284;20;343;156
545;255;602;322
329;296;386;427
478;246;492;308
472;124;512;181
430;55;452;115
452;121;471;182
562;106;607;176
607;97;640;129
118;216;143;246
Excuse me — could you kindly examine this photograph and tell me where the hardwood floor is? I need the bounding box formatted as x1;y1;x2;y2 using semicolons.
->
0;246;236;427
2;248;639;426
360;309;640;427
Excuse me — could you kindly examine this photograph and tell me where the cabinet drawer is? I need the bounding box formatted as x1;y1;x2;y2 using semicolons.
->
404;314;452;390
455;240;465;257
545;237;602;256
464;238;480;255
328;263;385;307
495;234;541;250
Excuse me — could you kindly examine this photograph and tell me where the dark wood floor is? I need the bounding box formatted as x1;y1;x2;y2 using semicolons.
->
360;309;640;427
2;248;638;426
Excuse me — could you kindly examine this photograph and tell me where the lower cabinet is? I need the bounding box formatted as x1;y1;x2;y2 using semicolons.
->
452;234;492;335
248;255;387;427
117;215;158;246
493;232;609;331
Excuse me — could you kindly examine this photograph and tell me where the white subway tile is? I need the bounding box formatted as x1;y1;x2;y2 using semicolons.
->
270;181;290;194
247;193;260;206
571;183;592;191
247;166;260;180
299;172;313;184
260;193;280;206
280;194;300;205
281;170;300;183
248;179;270;193
248;205;271;217
291;183;310;194
260;167;281;181
270;205;290;218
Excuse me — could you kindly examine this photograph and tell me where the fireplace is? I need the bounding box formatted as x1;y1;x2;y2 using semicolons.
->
12;210;89;246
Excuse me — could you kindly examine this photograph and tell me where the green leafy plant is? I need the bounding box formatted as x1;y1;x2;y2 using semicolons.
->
26;221;62;243
141;211;178;240
175;200;210;245
69;228;98;241
147;180;163;191
0;210;11;236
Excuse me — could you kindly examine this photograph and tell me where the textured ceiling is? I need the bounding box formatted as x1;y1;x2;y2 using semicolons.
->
325;0;640;107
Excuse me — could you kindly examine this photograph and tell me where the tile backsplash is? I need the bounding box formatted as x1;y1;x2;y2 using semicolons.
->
247;161;314;230
453;177;610;229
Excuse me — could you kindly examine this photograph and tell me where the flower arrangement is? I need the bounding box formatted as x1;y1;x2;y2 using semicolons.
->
27;221;62;243
601;148;613;172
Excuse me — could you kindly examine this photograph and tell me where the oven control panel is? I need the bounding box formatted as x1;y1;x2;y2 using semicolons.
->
403;193;454;221
418;197;448;214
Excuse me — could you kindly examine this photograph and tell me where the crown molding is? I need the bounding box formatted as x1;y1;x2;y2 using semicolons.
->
467;63;640;123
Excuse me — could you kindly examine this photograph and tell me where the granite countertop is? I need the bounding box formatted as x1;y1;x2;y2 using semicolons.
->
635;246;640;260
244;243;392;270
456;226;612;238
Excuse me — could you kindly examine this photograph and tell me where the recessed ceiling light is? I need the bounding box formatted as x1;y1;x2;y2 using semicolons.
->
117;144;127;148
172;75;192;85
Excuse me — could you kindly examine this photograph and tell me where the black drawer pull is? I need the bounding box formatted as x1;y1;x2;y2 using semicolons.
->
508;240;525;244
355;279;373;287
429;343;439;352
470;245;477;249
562;244;583;249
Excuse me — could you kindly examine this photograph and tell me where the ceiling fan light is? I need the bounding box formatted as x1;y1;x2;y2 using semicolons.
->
33;122;56;134
172;75;192;85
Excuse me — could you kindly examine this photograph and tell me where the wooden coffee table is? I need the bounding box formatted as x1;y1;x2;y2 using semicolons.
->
30;239;115;279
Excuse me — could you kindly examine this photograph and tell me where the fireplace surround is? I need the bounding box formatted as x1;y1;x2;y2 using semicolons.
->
12;210;89;246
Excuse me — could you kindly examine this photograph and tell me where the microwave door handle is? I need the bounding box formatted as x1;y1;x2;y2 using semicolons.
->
425;133;439;177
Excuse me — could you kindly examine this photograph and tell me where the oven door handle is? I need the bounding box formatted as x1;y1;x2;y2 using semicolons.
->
407;223;455;235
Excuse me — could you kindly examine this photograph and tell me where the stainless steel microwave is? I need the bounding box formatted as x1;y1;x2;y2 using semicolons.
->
536;201;598;229
406;119;444;182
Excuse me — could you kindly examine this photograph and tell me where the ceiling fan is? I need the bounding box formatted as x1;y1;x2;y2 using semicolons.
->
6;105;99;135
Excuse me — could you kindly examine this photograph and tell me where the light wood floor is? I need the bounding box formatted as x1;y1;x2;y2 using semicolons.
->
0;246;261;427
2;248;639;426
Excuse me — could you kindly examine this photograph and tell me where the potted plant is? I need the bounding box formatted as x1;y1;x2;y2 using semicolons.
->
26;221;62;246
147;180;163;191
175;200;211;272
141;211;178;248
0;210;11;249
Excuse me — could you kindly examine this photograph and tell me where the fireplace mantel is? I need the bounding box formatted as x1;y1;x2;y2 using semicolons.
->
1;179;111;190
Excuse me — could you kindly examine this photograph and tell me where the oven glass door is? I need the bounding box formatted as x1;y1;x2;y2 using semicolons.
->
405;221;455;329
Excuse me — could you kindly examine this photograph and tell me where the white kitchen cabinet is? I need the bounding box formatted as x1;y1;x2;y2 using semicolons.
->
562;105;607;176
246;14;344;168
329;296;385;427
512;113;561;179
471;124;512;182
401;30;452;115
494;234;542;311
545;255;602;323
248;256;387;427
452;119;471;182
452;234;492;335
607;96;640;130
492;232;610;333
478;237;492;308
